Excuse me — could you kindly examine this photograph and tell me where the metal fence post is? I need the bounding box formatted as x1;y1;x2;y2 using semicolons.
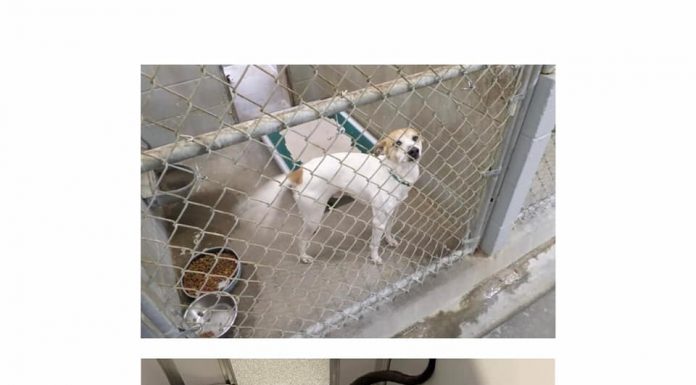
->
141;291;180;338
218;359;238;385
157;360;187;385
330;360;341;385
479;74;556;255
465;65;540;251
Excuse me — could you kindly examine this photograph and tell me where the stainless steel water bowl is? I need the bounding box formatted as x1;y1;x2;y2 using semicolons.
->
183;291;237;338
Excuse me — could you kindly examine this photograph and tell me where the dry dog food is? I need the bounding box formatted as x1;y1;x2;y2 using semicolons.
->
182;250;238;297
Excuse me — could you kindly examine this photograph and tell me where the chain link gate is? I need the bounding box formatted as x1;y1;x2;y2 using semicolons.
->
141;65;529;337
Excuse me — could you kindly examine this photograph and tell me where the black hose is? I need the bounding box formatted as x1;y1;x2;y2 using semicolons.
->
350;359;436;385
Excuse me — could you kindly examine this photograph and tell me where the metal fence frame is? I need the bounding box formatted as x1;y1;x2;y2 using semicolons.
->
479;73;556;254
141;65;553;337
141;65;486;173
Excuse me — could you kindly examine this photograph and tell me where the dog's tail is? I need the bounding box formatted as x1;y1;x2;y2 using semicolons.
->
349;359;436;385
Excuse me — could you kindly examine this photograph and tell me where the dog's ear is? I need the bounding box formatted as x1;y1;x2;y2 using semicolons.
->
372;137;393;156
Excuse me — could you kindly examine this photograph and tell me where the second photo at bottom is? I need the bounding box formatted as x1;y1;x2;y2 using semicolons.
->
142;359;554;385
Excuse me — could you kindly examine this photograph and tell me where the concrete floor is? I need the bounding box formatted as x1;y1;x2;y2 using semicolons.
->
143;111;487;336
390;240;555;338
146;174;555;338
484;289;555;338
143;101;502;337
151;156;475;337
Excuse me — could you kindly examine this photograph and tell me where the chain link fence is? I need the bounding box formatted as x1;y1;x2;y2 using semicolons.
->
141;65;527;337
515;129;555;225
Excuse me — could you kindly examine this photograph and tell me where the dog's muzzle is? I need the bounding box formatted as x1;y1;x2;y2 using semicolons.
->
407;147;420;161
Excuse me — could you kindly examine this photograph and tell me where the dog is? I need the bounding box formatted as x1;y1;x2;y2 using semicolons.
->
286;128;422;264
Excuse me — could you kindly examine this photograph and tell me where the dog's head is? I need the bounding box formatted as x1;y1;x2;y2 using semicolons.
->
373;128;423;163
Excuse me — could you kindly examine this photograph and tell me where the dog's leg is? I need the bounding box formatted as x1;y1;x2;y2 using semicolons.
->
369;207;390;264
295;196;325;264
383;205;400;248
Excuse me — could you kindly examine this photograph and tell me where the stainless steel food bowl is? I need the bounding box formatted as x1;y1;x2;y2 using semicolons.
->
182;291;237;338
180;247;242;299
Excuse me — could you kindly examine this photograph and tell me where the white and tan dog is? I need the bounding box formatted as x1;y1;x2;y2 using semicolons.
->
287;128;422;264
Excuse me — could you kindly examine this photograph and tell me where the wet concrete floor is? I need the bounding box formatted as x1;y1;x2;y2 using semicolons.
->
485;288;555;338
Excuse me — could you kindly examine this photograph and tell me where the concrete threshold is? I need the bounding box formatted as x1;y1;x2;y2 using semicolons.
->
326;208;555;338
397;240;555;338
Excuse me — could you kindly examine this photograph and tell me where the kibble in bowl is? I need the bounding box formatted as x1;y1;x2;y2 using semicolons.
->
181;247;241;298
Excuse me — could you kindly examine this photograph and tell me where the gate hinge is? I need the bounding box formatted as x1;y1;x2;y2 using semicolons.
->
507;92;526;116
482;168;502;177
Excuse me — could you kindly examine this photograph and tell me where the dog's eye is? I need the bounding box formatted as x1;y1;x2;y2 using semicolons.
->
413;136;419;141
395;140;402;146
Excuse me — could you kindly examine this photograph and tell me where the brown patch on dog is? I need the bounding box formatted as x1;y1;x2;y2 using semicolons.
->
373;136;395;156
388;128;420;143
288;168;303;185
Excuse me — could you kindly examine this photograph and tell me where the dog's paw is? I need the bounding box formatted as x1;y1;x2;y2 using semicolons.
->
300;254;314;264
384;235;399;248
370;256;384;265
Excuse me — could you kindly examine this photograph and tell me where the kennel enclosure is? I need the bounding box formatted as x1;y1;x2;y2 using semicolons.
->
141;65;555;337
